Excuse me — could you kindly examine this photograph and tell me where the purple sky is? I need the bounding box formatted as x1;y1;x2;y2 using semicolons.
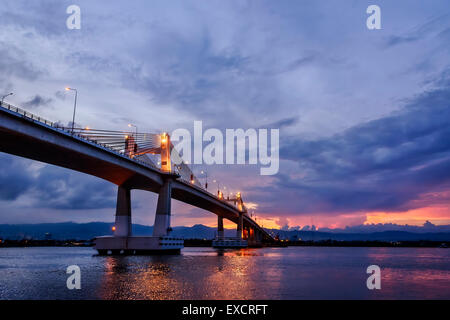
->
0;1;449;229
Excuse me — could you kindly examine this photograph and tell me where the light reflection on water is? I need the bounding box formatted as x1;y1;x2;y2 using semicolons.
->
0;246;448;299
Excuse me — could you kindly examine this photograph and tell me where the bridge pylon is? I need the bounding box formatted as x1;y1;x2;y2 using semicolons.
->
95;177;183;255
113;186;132;237
236;212;244;239
153;178;172;237
217;215;224;239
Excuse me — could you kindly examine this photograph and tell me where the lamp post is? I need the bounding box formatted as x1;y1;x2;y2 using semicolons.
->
213;179;220;194
1;92;13;106
65;87;78;134
201;170;208;189
128;123;138;136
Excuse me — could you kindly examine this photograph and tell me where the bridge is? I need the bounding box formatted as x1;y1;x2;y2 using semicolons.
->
0;101;275;253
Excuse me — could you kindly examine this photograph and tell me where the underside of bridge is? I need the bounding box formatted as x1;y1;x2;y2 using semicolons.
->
0;104;274;253
114;179;272;242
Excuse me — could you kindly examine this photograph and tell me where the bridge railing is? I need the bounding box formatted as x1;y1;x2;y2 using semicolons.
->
0;101;162;171
1;102;56;127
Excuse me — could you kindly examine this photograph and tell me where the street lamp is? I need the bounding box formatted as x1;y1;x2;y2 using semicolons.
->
1;92;13;106
128;123;138;136
65;87;78;134
201;170;208;189
213;179;220;193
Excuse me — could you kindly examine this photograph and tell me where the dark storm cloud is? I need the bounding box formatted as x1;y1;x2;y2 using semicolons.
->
384;35;420;48
0;153;116;210
22;95;53;109
276;71;450;214
31;165;116;210
265;117;299;129
0;155;34;200
384;13;450;49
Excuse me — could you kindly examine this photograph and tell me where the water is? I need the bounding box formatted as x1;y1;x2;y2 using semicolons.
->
0;246;449;300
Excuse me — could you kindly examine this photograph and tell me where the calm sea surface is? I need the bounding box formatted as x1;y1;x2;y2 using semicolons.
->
0;246;449;299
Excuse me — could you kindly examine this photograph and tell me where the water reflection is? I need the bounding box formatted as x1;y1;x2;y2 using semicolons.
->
362;248;450;299
99;255;183;299
97;248;280;299
0;247;448;299
94;247;450;299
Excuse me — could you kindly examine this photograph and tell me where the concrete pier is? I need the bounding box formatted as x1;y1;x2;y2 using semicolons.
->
113;186;132;237
153;179;172;237
95;236;183;255
218;215;224;239
95;178;183;255
236;212;243;239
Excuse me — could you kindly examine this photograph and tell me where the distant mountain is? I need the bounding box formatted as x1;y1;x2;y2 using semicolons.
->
267;229;450;242
0;222;449;241
285;221;450;234
0;222;236;240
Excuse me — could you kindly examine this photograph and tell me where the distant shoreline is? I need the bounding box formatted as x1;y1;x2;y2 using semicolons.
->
0;239;448;248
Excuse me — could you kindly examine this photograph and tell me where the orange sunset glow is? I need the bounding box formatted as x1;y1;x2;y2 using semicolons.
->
365;206;450;226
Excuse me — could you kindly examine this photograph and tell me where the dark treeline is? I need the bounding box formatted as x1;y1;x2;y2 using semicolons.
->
287;240;449;248
0;239;93;247
1;238;448;248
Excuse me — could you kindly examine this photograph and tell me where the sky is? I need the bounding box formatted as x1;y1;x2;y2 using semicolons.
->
0;0;449;230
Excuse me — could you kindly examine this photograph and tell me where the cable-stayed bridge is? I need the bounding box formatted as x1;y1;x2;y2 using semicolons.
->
0;102;275;254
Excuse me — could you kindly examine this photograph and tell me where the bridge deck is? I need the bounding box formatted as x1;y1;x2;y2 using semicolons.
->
0;103;274;241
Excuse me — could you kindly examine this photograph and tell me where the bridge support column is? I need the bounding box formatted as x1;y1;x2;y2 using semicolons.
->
153;179;172;237
114;186;132;237
236;212;243;239
249;227;255;242
218;215;224;239
256;230;262;242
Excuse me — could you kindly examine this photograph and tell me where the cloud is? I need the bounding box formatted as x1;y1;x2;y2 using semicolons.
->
0;153;116;210
22;95;53;109
30;164;116;210
265;117;299;129
317;220;450;234
0;155;34;200
0;1;68;37
1;1;450;227
384;13;449;48
0;43;43;81
275;70;450;215
276;217;290;230
384;35;420;48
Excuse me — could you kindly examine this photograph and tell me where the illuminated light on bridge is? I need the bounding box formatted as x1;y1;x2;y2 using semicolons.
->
161;133;168;144
0;101;275;254
159;132;171;173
